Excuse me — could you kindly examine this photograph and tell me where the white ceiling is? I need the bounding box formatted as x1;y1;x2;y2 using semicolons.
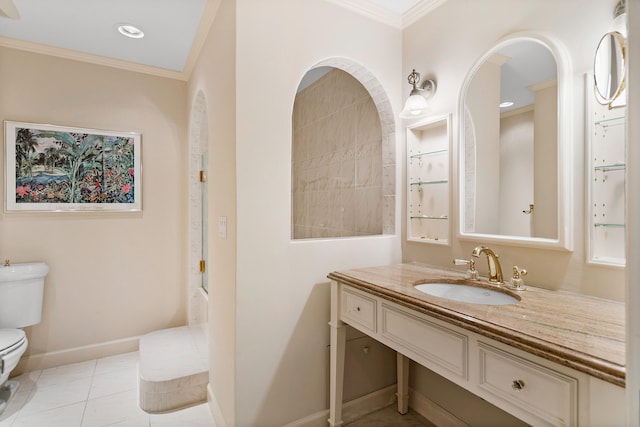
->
0;0;444;80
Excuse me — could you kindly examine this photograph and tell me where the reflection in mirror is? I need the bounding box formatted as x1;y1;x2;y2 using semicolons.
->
292;67;383;239
594;31;626;106
461;37;562;243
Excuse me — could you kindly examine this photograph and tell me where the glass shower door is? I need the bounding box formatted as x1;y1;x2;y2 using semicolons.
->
201;152;209;293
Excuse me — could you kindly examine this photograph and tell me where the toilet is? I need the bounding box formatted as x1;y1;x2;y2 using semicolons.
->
0;262;48;414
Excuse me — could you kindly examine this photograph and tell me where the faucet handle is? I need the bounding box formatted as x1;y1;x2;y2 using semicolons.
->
512;265;527;278
508;265;527;291
453;259;479;280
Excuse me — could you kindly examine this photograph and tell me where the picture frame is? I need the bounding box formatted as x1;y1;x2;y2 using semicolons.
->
4;121;142;212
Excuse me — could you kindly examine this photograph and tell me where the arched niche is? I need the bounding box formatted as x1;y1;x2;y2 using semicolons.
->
291;58;396;239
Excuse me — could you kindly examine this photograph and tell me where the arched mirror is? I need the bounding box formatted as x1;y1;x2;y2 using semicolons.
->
594;31;626;106
459;34;571;250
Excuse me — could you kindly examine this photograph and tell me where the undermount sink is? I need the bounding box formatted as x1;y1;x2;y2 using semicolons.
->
415;282;519;306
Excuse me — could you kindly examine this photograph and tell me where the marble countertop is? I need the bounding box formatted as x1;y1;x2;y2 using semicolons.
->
328;262;625;387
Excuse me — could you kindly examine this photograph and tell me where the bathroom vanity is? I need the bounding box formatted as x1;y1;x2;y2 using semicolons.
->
328;263;625;427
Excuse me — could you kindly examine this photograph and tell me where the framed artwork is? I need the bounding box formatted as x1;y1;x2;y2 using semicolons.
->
4;121;142;212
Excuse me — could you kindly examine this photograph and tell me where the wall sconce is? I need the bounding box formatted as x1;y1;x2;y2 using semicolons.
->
399;69;437;119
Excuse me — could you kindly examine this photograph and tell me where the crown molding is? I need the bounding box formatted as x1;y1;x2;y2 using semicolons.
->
182;0;221;79
327;0;448;29
0;37;188;81
402;0;449;28
326;0;403;29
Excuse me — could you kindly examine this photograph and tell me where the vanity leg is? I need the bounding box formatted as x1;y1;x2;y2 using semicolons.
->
329;281;346;426
397;352;410;414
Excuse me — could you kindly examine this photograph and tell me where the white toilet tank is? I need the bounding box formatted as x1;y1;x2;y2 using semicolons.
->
0;262;49;328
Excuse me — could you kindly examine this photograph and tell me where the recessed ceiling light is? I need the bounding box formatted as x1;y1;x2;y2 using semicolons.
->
117;24;144;39
499;101;514;108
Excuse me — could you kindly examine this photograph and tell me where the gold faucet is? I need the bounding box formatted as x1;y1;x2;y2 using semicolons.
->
471;246;503;284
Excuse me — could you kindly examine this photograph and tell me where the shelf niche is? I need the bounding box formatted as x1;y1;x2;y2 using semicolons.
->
406;114;451;244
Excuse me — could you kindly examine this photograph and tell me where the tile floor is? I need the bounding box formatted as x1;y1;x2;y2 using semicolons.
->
0;352;214;427
0;351;434;427
345;406;435;427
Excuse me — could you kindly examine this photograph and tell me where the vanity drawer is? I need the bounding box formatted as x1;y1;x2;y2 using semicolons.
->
380;304;467;380
478;343;577;427
340;287;376;333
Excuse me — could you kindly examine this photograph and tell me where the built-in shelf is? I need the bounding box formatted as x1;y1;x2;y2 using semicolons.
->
410;215;448;220
409;149;448;159
408;236;446;242
594;163;625;172
410;179;448;186
594;116;625;128
587;73;626;266
406;114;451;245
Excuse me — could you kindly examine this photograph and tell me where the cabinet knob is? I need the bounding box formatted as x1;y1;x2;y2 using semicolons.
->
512;379;525;391
356;306;361;312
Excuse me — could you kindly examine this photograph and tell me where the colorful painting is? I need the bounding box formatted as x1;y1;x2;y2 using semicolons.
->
5;121;142;212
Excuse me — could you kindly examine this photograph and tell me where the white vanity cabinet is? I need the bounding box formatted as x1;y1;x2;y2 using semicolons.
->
329;281;625;427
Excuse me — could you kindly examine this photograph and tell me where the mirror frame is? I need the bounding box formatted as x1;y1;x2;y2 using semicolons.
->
457;32;573;251
593;30;626;107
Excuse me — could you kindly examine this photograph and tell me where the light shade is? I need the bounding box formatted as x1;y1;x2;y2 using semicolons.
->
399;69;436;119
400;94;429;118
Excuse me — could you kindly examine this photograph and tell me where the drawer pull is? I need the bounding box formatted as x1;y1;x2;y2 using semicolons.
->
356;306;361;311
511;379;526;391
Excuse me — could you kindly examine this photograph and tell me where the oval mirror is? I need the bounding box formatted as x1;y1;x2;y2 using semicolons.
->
594;31;626;106
459;34;571;250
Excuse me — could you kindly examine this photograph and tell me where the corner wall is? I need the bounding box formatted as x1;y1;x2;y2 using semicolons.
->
187;0;237;425
234;0;402;425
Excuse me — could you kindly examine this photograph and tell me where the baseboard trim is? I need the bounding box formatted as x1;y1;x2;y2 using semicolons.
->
14;335;141;374
410;387;469;427
283;385;469;427
283;384;397;427
207;384;228;427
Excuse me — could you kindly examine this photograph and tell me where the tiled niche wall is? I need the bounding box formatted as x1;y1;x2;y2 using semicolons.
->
292;68;386;239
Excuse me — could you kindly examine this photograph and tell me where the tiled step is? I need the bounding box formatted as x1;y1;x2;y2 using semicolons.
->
138;325;208;413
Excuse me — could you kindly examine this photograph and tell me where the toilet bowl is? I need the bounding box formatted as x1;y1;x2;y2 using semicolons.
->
0;329;28;386
0;262;48;414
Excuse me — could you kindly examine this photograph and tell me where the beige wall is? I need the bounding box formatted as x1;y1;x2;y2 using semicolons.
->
187;0;237;425
403;0;624;300
292;68;383;239
0;47;188;368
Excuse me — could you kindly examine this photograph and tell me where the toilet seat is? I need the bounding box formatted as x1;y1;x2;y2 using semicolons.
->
0;329;26;356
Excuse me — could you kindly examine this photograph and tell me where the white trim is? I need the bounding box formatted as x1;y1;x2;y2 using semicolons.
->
280;384;471;427
0;37;187;81
207;384;228;427
402;0;449;28
325;0;403;28
15;335;139;373
183;0;221;79
410;387;470;427
326;0;448;29
456;31;573;252
283;385;396;427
